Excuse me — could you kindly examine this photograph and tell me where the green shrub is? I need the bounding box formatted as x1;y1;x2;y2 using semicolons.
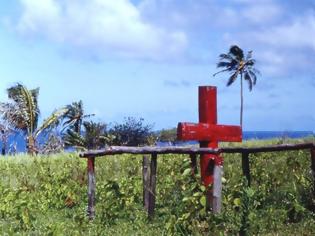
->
0;138;315;235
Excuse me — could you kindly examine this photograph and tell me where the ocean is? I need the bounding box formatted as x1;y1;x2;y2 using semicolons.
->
1;131;314;153
157;131;314;147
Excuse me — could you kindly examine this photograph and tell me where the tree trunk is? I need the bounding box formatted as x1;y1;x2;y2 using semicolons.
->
74;120;81;135
1;143;6;156
27;135;37;155
240;72;243;128
1;130;6;155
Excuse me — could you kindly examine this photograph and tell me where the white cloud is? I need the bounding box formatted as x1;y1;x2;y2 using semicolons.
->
241;3;282;24
16;0;188;60
253;12;315;50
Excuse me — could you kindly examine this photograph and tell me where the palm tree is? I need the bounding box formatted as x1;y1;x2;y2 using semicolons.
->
63;100;94;135
64;120;111;150
213;45;260;128
0;83;68;154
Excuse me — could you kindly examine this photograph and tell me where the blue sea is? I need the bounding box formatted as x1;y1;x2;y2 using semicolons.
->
242;131;314;140
1;131;314;153
157;131;314;147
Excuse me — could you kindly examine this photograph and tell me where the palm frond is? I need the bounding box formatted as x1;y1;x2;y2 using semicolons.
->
63;100;94;134
246;50;253;60
246;59;256;66
252;68;261;76
217;61;233;68
213;68;232;77
34;107;68;138
7;84;39;133
227;71;239;86
229;45;244;60
244;72;253;91
219;53;234;61
0;102;28;131
30;88;40;129
248;70;258;85
64;129;86;149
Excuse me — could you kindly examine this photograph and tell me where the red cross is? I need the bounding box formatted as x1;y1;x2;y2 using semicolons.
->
177;86;242;186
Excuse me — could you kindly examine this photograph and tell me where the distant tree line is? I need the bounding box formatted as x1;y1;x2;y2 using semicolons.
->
0;83;160;155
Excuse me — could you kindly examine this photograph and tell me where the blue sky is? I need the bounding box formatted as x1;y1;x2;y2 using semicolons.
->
0;0;315;131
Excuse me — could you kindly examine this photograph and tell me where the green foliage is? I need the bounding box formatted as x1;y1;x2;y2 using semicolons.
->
0;83;68;154
109;117;155;146
0;138;315;235
64;120;110;150
63;100;95;135
158;128;178;143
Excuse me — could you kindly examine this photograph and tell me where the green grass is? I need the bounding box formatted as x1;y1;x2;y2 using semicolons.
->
0;138;315;235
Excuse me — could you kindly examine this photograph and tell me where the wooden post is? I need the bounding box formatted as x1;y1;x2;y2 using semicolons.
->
310;148;315;196
213;164;223;213
148;153;157;219
142;155;150;210
190;153;198;176
87;157;96;220
242;152;251;187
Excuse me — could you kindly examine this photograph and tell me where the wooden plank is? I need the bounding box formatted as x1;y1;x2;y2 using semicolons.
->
87;157;96;220
190;154;198;176
224;143;315;154
177;122;242;142
148;154;157;219
80;146;219;157
79;143;315;158
242;152;251;186
142;155;150;210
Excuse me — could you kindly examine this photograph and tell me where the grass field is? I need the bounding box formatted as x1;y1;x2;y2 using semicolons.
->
1;138;315;235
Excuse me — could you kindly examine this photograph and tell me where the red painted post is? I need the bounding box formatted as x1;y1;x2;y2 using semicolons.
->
199;87;219;186
177;86;242;212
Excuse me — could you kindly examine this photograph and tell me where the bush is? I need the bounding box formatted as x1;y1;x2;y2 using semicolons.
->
108;117;155;146
0;138;315;235
157;128;178;144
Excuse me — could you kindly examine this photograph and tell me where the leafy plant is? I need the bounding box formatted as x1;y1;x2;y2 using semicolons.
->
108;117;155;146
64;120;111;150
0;138;314;235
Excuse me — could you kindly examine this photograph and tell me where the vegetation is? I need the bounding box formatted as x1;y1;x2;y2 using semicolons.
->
0;123;14;155
63;100;95;135
108;117;155;146
0;138;315;235
0;85;154;152
214;45;260;127
64;120;109;150
157;128;178;144
0;84;68;154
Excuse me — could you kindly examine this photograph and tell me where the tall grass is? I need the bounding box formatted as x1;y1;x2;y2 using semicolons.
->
0;138;315;235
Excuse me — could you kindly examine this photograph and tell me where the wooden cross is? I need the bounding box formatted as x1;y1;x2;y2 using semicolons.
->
177;86;242;212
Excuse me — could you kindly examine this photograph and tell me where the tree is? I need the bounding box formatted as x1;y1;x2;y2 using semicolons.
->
214;45;260;128
109;117;154;146
0;83;68;154
64;120;110;150
158;128;178;144
63;100;94;135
